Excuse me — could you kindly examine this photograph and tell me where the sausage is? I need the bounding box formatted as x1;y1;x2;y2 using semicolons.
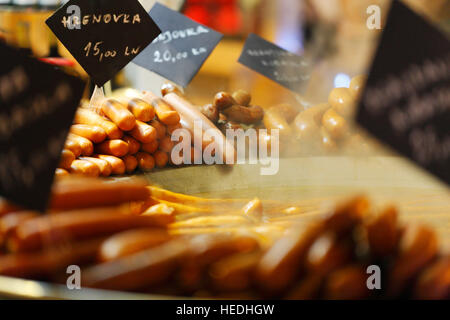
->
67;133;94;156
127;98;155;122
135;152;155;171
161;82;184;97
323;265;370;300
322;108;348;140
159;136;174;153
122;136;140;155
164;93;236;163
69;159;100;177
328;87;356;118
387;224;439;297
222;105;264;124
323;196;369;235
0;211;39;247
98;228;172;262
130;120;157;144
122;154;138;173
166;122;183;135
365;206;399;257
55;168;69;177
413;257;450;300
95;139;129;157
0;237;104;278
74;108;123;139
70;124;107;144
255;224;323;294
82;239;188;290
149;119;166;140
58;149;75;170
143;92;180;125
95;155;126;175
101;99;136;131
49;176;149;210
213;92;236;110
64;139;82;158
141;140;159;154
232;90;251;107
8;207;174;252
0;199;21;218
154;151;169;168
200;104;219;123
79;157;112;177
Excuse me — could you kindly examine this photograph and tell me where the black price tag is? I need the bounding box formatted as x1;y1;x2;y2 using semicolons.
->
356;1;450;185
132;3;223;87
46;0;161;87
238;33;310;92
0;42;85;211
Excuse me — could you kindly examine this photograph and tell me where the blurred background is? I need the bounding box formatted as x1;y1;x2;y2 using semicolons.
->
0;0;449;107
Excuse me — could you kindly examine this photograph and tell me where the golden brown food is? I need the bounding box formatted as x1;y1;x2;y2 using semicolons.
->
222;105;264;125
322;108;348;140
69;159;100;177
122;154;138;174
154;151;169;168
141;140;159;154
366;206;399;257
232;90;251;107
135;152;155;171
95;140;129;158
70;124;107;144
328;87;356;118
213;92;236;110
349;75;367;98
127;98;155;122
101;99;136;131
130;120;157;144
200;104;219;123
95;155;126;175
122;136;140;155
79;157;112;177
58;149;75;170
74;108;123;140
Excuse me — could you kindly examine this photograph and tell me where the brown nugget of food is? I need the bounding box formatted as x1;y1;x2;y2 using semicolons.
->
323;265;371;300
74;108;122;139
159;136;174;153
322;108;348;140
366;206;399;257
135;152;155;171
141;140;159;154
67;133;94;156
70;124;107;143
232;90;251;107
127;98;155;122
200;104;219;123
79;157;112;177
255;224;323;294
349;75;367;98
214;92;236;110
59;149;75;170
328;87;356;118
161;82;184;97
101;99;136;131
166;122;183;135
49;176;149;210
9;207;173;252
98;228;172;262
69;159;100;177
95;139;129;157
82;239;188;290
64;139;82;158
55;168;69;177
154;151;169;168
388;224;439;297
149;119;166;140
293;111;321;142
95;155;126;175
413;257;450;300
130;120;157;144
222;105;264;124
0;238;104;278
264;108;294;139
123;154;138;173
122;136;140;155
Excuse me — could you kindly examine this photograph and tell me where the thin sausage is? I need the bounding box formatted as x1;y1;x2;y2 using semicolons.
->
122;154;138;173
79;156;112;177
127;98;155;122
58;149;75;170
69;159;100;177
101;99;136;131
143;91;180;125
135;152;155;171
130;120;157;144
95;139;129;157
67;133;94;156
141;140;159;154
74;108;123;139
70;124;107;143
95;155;126;175
122;136;140;155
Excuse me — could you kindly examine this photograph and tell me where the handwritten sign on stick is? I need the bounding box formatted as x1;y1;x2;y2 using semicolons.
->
238;33;310;93
133;3;223;87
46;0;161;87
356;1;450;185
0;42;85;211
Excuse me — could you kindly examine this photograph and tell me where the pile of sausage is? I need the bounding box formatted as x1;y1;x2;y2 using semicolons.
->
0;179;447;300
58;93;183;177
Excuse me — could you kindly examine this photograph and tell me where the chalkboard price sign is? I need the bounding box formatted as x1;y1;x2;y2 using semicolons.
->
46;0;161;87
356;1;450;185
238;34;310;93
133;3;223;87
0;42;85;211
